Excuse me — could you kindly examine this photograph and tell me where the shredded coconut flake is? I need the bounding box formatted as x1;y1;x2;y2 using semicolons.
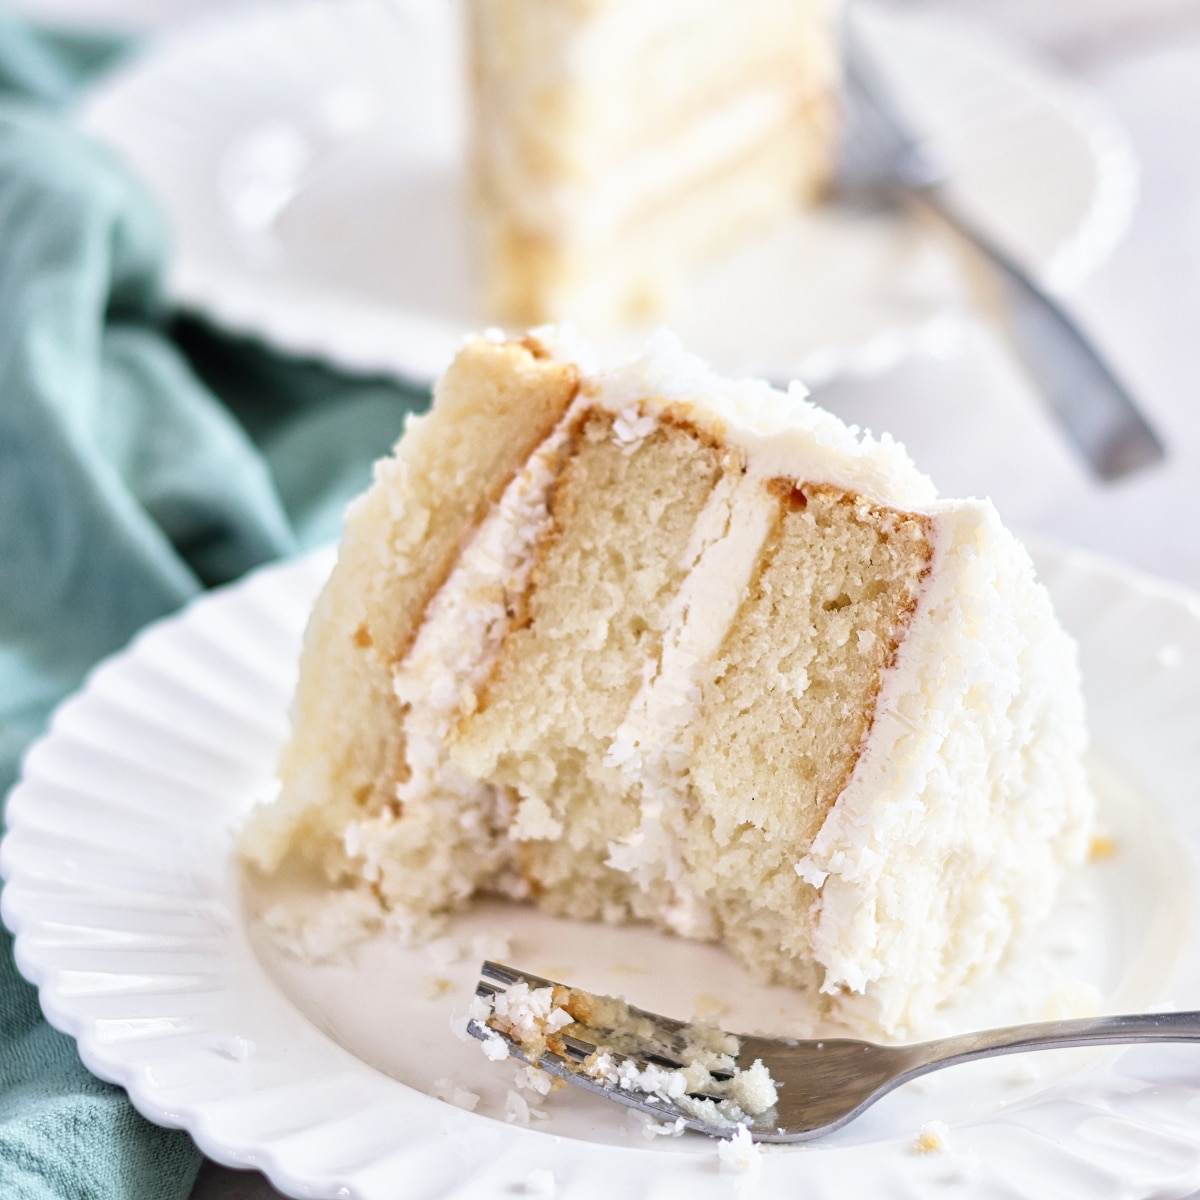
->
505;1089;548;1125
718;1124;761;1173
430;1078;480;1111
515;1065;555;1096
643;1116;687;1139
611;407;657;453
481;1033;511;1061
491;982;573;1040
793;857;829;888
259;892;385;962
1005;1058;1042;1085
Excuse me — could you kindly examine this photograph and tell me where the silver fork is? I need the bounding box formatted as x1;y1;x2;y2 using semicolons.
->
839;17;1164;481
468;961;1200;1141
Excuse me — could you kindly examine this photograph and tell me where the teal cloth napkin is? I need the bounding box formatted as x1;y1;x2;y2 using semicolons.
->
0;15;429;1199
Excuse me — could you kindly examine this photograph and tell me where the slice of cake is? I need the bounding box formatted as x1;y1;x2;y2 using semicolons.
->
466;0;838;328
242;330;1093;1036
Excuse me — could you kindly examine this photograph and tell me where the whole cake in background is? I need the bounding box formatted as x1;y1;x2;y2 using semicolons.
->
240;328;1094;1038
465;0;839;328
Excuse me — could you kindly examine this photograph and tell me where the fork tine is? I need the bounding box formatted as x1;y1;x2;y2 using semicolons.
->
476;961;712;1056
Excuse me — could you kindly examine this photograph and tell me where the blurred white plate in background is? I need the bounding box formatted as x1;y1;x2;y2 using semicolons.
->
76;0;1137;385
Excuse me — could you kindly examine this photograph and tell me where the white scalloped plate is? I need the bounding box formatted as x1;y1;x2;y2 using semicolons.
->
6;543;1200;1198
76;0;1138;387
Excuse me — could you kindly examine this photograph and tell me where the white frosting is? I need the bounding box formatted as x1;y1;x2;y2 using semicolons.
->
542;327;938;508
392;418;570;724
608;469;776;780
605;467;776;935
798;502;1092;1031
487;85;797;243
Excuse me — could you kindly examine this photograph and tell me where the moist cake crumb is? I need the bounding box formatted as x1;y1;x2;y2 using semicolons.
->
913;1120;950;1154
475;979;779;1128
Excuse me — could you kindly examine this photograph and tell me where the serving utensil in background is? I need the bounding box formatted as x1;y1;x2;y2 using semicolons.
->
839;19;1165;481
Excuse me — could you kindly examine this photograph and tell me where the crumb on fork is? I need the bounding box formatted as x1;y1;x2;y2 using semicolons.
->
472;975;779;1131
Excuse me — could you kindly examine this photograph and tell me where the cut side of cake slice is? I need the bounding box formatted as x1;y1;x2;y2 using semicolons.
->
466;0;839;328
242;330;1093;1036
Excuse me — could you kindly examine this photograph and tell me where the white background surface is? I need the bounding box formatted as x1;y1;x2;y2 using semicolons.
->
10;0;1200;1195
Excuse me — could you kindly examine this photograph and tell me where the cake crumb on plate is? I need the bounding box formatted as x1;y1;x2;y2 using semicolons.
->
514;1064;554;1096
505;1089;548;1125
419;974;454;999
718;1124;761;1173
692;993;730;1020
913;1119;950;1154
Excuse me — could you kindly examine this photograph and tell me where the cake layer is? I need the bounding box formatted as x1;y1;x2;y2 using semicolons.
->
478;105;828;325
801;500;1094;1030
469;0;832;174
467;0;838;325
450;411;728;918
244;339;580;880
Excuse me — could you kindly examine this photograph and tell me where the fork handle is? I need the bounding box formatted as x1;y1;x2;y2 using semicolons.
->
911;1009;1200;1073
903;184;1164;481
